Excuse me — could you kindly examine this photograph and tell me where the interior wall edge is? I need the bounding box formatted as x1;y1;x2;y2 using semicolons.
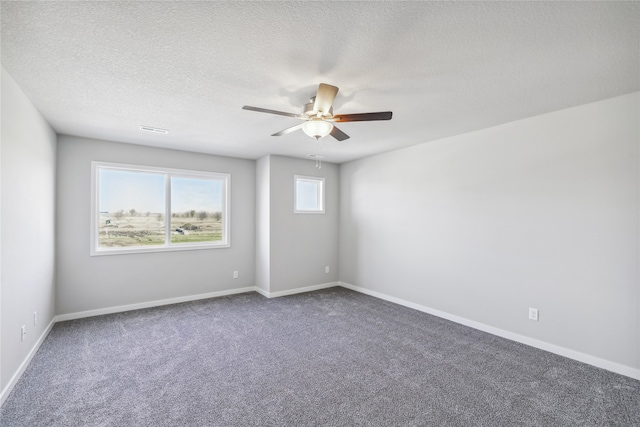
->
261;281;338;299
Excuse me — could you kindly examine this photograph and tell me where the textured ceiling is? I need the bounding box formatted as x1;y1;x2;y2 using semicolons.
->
1;1;639;163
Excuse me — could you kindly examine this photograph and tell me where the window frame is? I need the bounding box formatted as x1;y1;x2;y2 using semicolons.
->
294;175;325;214
90;161;230;256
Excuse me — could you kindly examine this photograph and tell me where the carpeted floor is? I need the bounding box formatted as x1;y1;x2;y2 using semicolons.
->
1;287;638;426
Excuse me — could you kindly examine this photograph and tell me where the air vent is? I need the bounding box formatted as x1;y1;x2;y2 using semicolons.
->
139;125;169;134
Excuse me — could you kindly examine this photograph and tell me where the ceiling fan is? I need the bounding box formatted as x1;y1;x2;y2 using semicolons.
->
242;83;392;141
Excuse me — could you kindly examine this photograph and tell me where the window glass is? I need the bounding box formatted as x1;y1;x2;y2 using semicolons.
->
170;177;224;244
98;169;166;248
295;176;324;213
92;162;229;255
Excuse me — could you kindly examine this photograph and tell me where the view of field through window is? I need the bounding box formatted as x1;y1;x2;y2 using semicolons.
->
98;168;225;249
170;176;224;244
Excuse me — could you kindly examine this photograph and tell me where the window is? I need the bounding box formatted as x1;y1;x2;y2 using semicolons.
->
91;162;229;255
294;175;324;214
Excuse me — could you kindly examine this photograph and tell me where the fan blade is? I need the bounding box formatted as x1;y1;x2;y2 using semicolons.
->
242;105;302;118
271;123;304;136
333;112;393;122
330;125;350;141
313;83;339;114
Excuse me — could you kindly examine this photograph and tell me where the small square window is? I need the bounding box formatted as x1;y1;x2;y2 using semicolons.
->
294;175;324;214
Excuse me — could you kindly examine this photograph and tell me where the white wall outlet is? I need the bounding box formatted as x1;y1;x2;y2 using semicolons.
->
325;266;330;274
233;270;239;279
34;311;38;326
21;325;27;342
529;307;539;321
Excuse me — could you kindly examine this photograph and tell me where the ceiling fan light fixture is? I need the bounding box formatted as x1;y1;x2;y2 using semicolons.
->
243;82;392;142
302;120;333;139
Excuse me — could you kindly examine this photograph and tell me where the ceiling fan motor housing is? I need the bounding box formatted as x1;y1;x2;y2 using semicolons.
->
303;100;332;118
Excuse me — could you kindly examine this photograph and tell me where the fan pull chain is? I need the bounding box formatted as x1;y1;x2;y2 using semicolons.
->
312;141;322;169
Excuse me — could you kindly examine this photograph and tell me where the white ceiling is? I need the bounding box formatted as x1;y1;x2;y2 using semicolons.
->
1;1;639;164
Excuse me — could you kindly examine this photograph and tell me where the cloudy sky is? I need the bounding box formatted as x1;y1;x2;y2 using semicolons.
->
99;169;223;214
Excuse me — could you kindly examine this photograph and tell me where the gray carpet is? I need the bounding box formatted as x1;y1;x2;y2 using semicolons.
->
1;287;638;426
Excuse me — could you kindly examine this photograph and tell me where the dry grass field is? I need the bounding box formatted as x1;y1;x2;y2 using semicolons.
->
98;212;223;247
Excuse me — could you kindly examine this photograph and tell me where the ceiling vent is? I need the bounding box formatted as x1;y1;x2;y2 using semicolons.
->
139;125;169;134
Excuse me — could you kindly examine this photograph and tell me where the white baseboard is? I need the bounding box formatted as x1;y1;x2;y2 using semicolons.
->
5;280;636;411
0;317;56;406
55;283;340;321
253;286;269;298
55;286;257;322
3;283;342;408
257;281;339;298
338;281;640;380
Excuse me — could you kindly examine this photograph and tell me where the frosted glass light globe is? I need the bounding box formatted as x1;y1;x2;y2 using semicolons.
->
302;120;333;139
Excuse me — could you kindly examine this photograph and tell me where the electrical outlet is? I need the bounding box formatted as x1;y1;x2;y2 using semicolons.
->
233;271;239;279
34;311;38;326
528;307;539;321
325;266;330;274
21;325;27;342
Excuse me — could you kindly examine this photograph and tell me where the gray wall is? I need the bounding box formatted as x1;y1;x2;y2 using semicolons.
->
255;155;339;293
55;136;255;314
255;155;270;293
339;92;639;370
1;67;57;393
269;155;339;292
